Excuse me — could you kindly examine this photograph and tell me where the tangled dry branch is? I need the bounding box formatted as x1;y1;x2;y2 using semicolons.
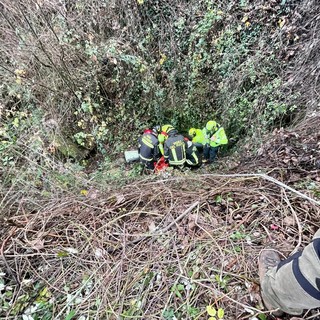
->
1;174;319;319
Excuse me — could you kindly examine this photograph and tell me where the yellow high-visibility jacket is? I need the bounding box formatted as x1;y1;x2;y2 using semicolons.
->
158;124;175;155
203;126;228;147
192;129;206;145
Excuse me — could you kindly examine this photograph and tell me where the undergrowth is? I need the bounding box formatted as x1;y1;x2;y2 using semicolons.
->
0;0;319;218
1;0;318;156
1;175;319;319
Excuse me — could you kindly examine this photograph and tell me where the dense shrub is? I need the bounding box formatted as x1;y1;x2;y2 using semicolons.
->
0;0;319;202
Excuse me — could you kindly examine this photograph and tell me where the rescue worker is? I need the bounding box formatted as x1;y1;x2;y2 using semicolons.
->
185;138;202;167
158;124;175;155
202;120;228;163
188;128;206;152
138;127;160;171
259;228;320;317
164;129;186;167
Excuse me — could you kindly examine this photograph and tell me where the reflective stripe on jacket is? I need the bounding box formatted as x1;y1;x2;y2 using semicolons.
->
186;141;201;166
138;133;159;162
164;134;186;166
203;126;228;147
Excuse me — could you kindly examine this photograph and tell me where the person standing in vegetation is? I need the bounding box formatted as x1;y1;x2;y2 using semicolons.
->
164;129;186;167
138;127;160;171
202;120;228;163
188;128;206;153
259;228;320;318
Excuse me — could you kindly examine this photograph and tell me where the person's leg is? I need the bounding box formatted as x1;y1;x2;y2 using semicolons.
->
145;160;155;170
203;144;210;161
194;143;203;154
259;229;320;315
209;146;219;162
140;159;154;172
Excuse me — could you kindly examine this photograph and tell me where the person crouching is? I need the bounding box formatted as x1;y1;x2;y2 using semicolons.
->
164;129;186;167
138;127;160;171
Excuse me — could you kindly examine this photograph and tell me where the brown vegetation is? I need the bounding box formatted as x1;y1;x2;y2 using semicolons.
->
1;0;320;319
1;168;320;318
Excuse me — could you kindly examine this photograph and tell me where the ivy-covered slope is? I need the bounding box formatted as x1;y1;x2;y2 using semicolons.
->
1;2;320;319
1;0;319;154
0;0;319;211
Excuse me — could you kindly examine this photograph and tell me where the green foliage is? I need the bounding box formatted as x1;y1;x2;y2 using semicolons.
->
162;308;176;320
170;283;185;299
187;306;200;317
0;1;316;318
214;274;230;291
0;272;102;319
0;277;54;320
295;179;320;199
230;230;247;241
258;314;267;320
0;0;305;164
0;0;309;215
65;310;76;320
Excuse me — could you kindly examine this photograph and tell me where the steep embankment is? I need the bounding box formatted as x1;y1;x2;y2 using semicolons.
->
1;0;320;218
1;0;319;165
1;0;320;319
1;175;319;319
1;114;319;319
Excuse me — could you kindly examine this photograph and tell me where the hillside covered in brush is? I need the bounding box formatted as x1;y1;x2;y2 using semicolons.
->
0;0;320;319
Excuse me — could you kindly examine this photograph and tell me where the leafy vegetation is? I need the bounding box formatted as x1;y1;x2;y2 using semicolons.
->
1;0;317;169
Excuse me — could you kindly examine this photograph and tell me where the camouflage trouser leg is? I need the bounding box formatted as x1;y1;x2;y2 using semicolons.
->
261;229;320;315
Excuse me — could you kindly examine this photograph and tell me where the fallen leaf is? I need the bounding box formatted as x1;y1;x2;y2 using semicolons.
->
241;15;249;23
80;189;88;196
188;220;196;231
116;194;125;204
94;248;106;258
283;216;295;226
15;69;26;76
148;220;156;232
278;18;285;28
29;238;44;250
65;247;79;254
207;305;217;316
87;188;98;199
159;53;167;65
217;308;224;318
